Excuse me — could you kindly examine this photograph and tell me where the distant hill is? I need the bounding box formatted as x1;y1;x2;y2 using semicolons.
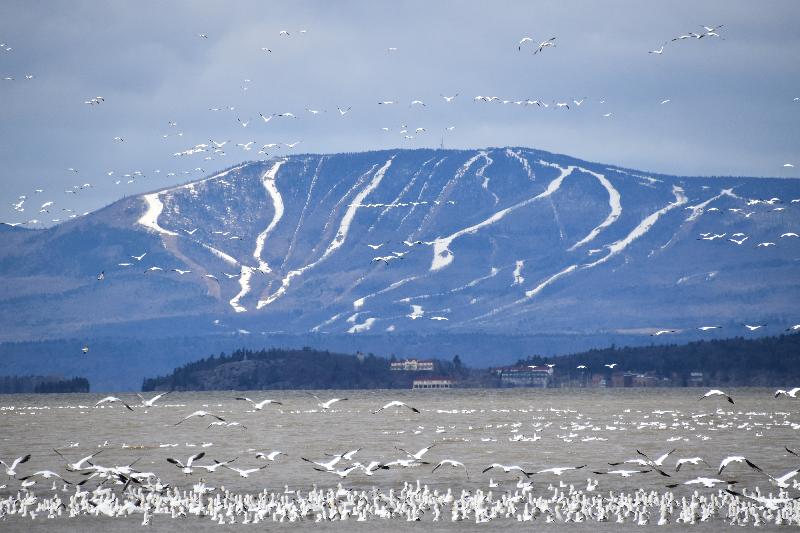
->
0;375;89;394
142;333;800;391
520;332;800;386
1;147;799;387
141;347;468;391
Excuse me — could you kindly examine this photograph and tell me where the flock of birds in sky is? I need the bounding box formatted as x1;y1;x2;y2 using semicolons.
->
2;23;798;230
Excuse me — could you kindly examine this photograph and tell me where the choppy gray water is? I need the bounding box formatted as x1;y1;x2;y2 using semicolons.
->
1;388;797;531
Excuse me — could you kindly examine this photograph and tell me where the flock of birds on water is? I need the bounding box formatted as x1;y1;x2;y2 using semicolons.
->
2;390;800;527
2;16;800;531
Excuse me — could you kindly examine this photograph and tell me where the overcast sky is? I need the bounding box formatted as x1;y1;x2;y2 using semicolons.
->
1;0;798;225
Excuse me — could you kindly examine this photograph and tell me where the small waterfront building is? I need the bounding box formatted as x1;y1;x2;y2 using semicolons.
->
390;359;435;372
412;378;453;389
688;371;704;386
494;365;552;388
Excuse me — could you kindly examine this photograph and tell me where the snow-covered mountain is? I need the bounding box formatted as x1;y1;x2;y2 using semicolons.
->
2;147;799;345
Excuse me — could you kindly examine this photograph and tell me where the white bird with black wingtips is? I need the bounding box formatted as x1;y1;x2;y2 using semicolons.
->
166;452;205;475
235;396;283;410
95;396;134;411
373;400;420;414
700;389;734;404
1;454;31;477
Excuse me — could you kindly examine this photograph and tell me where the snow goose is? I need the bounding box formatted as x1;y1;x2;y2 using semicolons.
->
699;389;734;404
0;454;30;476
95;396;134;411
235;397;283;410
136;392;170;407
166;452;205;475
373;400;420;414
174;410;225;425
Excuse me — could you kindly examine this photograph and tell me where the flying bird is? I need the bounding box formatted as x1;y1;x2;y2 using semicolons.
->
307;393;347;410
174;410;225;425
372;400;420;414
95;396;134;411
136;392;170;408
534;37;557;54
1;454;31;477
235;397;283;410
699;389;734;404
166;452;205;475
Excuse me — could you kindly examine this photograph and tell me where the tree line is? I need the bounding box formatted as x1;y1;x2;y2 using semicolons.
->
517;333;800;386
142;347;469;391
0;375;90;394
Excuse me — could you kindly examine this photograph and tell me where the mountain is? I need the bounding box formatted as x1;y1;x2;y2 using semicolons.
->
1;147;799;389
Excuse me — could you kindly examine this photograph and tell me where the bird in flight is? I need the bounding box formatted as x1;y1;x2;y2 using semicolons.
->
699;389;734;404
166;452;205;475
307;393;347;410
136;392;170;407
95;396;134;411
534;37;557;54
235;397;283;410
0;454;31;477
372;400;420;414
174;410;225;425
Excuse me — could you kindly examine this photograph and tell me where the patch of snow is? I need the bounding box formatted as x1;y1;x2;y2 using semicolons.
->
472;185;689;323
352;275;421;310
369;156;438;232
253;160;286;273
229;265;256;313
398;159;445;228
200;243;239;266
399;267;498;303
310;311;345;333
413;151;484;237
430;163;575;271
505;149;535;180
512;260;525;285
138;165;244;237
684;189;735;221
407;305;424;320
525;265;578;298
569;168;622;250
257;157;394;309
348;317;376;334
138;194;178;236
584;185;688;268
676;270;719;285
282;157;325;269
476;153;498;204
317;164;379;242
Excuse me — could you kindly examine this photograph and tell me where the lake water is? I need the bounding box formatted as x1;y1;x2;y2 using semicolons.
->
0;388;796;531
